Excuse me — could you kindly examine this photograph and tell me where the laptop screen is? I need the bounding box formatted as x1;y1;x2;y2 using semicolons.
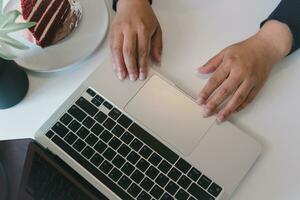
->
0;139;108;200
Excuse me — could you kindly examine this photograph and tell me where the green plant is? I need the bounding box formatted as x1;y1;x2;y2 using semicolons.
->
0;0;35;60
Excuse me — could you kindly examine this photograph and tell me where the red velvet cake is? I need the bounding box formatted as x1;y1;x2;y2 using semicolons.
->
19;0;82;47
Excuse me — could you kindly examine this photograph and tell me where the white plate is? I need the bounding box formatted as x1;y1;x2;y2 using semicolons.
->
5;0;109;72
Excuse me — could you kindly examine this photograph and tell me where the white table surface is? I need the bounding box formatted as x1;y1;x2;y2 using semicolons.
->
1;0;300;199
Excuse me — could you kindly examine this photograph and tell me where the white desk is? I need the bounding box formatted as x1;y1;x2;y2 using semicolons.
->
1;0;300;199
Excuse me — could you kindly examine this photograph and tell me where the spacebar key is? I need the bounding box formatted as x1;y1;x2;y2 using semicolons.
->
188;183;215;200
128;123;179;164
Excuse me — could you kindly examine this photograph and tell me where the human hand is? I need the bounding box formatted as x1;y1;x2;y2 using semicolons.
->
197;20;293;122
110;0;162;81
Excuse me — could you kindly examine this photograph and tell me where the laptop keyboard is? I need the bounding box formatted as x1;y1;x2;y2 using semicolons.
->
45;88;223;200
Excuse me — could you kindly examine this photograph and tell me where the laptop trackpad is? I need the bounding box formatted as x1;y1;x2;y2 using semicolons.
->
125;75;215;156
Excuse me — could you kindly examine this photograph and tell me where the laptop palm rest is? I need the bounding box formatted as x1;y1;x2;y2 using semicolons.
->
125;75;215;156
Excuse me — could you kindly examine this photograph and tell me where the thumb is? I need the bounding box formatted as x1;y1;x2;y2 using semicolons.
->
150;26;163;63
198;53;224;74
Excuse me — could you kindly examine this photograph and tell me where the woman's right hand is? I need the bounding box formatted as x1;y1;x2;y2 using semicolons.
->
109;0;162;81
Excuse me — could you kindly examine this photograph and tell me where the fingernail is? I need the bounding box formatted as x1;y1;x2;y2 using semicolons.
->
203;108;211;117
118;72;125;80
129;74;137;81
217;115;225;123
196;97;205;105
139;73;146;81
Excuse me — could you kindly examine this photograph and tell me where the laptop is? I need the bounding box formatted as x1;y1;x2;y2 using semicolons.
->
35;59;262;200
0;139;107;200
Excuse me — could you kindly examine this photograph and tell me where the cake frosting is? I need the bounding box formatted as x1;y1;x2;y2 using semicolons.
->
19;0;82;47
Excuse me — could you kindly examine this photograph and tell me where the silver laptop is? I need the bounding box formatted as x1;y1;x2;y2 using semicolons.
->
35;59;262;200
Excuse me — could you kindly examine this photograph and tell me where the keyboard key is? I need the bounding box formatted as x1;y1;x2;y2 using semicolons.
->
120;132;134;144
103;147;116;161
136;158;150;172
60;113;73;125
130;139;143;151
208;183;222;197
95;111;107;123
140;177;154;191
150;185;164;199
168;168;182;182
68;105;87;122
85;133;98;146
90;153;104;167
139;145;153;159
121;162;135;176
108;137;122;150
103;101;113;110
95;95;104;103
158;160;172;174
128;183;142;198
51;134;133;200
76;97;98;116
117;114;132;128
94;141;107;154
148;152;162;166
99;160;113;174
178;175;192;189
137;191;151;200
127;151;140;165
129;123;179;164
118;175;132;190
100;130;113;143
155;173;169;188
146;166;159;180
86;88;96;97
92;98;102;107
109;168;123;182
161;193;174;200
112;155;126;168
91;123;104;136
64;132;77;145
112;125;125;137
175;189;189;200
76;127;89;139
131;170;145;184
82;146;95;159
72;139;86;152
175;158;192;174
103;118;116;130
187;168;201;182
83;116;96;129
68;120;81;132
108;108;122;120
117;144;131;157
46;130;55;139
52;122;69;138
166;181;179;195
198;175;212;189
188;183;214;200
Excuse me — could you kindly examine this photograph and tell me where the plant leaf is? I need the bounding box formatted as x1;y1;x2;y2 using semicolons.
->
0;10;21;28
0;33;29;50
0;46;16;60
1;21;35;33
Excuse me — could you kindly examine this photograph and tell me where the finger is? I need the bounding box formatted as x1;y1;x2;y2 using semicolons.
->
137;29;151;80
150;26;163;63
198;53;224;74
217;80;254;122
110;31;127;80
203;74;242;117
236;87;260;112
123;31;138;81
197;63;230;105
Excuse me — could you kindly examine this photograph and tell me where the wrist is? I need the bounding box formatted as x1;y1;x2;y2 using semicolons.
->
258;20;293;59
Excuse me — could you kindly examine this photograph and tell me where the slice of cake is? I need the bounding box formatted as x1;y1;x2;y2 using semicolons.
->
20;0;82;48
